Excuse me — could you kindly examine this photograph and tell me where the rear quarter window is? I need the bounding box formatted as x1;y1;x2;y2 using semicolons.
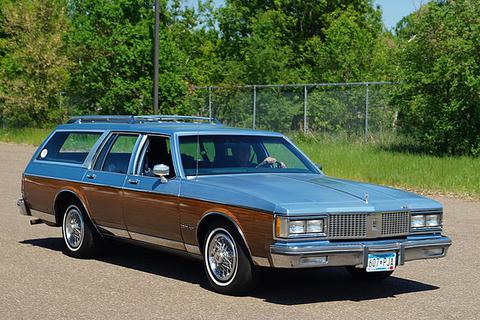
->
37;131;102;164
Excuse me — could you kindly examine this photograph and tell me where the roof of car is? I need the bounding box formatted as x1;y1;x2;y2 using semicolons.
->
55;115;283;136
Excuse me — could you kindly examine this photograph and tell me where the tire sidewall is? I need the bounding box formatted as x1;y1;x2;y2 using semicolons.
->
61;201;101;258
62;204;85;252
204;227;239;287
202;223;257;295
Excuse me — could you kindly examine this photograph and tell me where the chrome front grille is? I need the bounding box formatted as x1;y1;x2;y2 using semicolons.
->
328;213;367;239
328;211;410;239
381;211;410;236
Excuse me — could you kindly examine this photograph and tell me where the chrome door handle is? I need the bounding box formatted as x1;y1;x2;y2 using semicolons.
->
86;173;96;179
127;178;140;185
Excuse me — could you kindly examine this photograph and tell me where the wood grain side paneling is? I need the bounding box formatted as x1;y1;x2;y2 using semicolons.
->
179;198;273;258
24;175;274;259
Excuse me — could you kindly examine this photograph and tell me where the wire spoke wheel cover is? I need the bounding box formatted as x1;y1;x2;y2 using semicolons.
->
205;228;238;286
63;205;85;251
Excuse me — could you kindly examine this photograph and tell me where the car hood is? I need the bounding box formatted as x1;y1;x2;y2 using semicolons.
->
186;173;441;215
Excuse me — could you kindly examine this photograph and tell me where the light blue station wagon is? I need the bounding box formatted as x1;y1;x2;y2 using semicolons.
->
17;115;452;294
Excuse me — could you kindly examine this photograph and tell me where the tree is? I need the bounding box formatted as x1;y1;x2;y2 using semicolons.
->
303;7;393;82
215;0;391;84
0;0;70;127
66;0;212;116
393;0;480;155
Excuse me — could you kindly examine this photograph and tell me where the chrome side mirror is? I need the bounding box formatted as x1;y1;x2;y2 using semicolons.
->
153;164;170;183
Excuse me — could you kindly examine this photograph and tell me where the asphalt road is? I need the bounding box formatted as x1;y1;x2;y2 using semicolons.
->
0;142;479;319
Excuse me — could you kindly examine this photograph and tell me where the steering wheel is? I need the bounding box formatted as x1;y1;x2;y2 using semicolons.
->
255;158;286;169
255;159;274;168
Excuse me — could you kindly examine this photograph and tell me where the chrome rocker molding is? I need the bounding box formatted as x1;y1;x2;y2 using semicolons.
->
270;235;452;268
97;225;130;239
129;232;186;251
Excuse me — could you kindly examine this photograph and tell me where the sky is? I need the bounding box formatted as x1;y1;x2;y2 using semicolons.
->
373;0;429;30
184;0;429;31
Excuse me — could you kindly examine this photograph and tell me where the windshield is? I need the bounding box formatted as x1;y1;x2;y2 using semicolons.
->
179;135;317;176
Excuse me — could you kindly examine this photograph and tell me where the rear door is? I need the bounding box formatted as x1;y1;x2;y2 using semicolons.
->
81;133;140;234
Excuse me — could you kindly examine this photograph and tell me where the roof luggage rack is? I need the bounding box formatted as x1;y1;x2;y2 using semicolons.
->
67;115;221;125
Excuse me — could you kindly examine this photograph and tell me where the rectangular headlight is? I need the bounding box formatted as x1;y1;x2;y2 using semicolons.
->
410;212;442;230
275;217;326;238
289;220;306;234
306;220;324;233
425;214;441;227
411;215;426;228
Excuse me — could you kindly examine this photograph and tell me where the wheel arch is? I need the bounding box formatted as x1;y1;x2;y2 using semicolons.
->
54;189;95;229
196;212;254;264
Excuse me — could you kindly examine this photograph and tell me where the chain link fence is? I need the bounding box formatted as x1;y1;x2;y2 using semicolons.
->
187;82;397;141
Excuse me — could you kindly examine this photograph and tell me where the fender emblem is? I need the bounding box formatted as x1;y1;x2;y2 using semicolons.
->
364;192;369;204
180;223;195;231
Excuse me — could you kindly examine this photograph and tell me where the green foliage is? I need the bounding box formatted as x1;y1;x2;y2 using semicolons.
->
216;0;392;84
393;0;480;156
0;0;392;126
304;7;393;82
293;133;480;198
65;0;158;115
0;0;477;157
0;0;70;127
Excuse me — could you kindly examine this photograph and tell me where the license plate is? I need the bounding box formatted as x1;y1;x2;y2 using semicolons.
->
366;252;396;272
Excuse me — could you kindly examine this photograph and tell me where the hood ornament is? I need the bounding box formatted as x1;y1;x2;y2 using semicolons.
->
364;192;369;204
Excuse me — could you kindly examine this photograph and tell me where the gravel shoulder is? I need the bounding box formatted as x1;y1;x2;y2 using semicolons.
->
0;142;478;320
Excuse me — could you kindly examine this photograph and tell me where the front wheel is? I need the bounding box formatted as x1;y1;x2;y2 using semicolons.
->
203;223;259;295
346;266;394;281
62;203;101;258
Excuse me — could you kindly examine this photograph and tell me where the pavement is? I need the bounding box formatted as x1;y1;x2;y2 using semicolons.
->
0;142;478;319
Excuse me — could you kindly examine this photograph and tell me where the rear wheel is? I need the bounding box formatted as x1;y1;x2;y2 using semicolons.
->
346;266;394;281
203;223;259;295
62;202;101;258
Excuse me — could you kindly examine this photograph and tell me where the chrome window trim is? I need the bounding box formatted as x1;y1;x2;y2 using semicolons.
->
88;131;142;175
88;131;114;170
133;135;149;175
83;131;111;168
283;135;323;175
33;129;107;168
173;132;320;179
130;133;179;178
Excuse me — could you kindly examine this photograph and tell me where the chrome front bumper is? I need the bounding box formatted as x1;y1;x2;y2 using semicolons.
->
270;235;452;268
17;198;31;216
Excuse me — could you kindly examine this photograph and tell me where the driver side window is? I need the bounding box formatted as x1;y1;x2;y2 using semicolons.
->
138;136;175;178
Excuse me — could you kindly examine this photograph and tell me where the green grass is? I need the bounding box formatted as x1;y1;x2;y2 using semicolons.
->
293;134;480;198
0;128;52;146
0;128;478;198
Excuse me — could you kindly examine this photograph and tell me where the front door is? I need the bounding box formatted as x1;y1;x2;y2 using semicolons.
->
81;133;140;233
123;135;183;248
